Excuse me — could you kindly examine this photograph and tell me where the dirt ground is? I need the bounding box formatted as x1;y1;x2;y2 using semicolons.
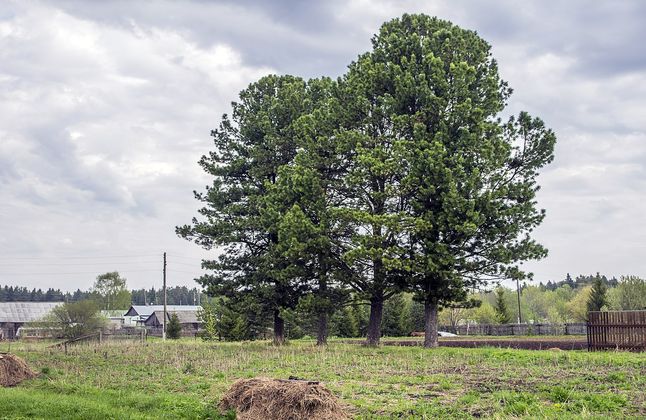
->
347;337;588;350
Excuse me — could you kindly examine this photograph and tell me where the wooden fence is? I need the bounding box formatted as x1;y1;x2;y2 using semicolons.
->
438;322;587;336
51;329;147;354
587;311;646;351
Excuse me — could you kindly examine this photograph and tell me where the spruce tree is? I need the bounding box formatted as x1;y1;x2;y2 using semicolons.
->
166;313;182;340
494;288;512;324
587;273;608;315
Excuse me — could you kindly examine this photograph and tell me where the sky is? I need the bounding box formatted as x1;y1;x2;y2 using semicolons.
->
1;0;645;292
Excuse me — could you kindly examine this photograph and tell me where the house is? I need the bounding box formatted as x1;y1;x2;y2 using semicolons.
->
123;305;201;325
143;310;202;335
100;310;137;330
0;302;62;339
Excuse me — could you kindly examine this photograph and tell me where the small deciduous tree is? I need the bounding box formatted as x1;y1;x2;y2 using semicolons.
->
615;276;646;310
92;272;131;310
43;300;106;339
199;303;218;341
567;285;592;322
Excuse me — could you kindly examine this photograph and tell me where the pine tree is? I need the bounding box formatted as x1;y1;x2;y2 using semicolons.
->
587;273;608;316
494;288;512;324
166;313;182;340
350;14;555;347
177;75;317;345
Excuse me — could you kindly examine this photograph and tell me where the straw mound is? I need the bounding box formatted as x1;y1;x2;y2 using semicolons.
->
219;377;349;420
0;353;37;387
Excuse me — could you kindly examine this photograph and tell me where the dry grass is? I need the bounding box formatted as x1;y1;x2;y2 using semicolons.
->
0;353;37;387
220;377;349;420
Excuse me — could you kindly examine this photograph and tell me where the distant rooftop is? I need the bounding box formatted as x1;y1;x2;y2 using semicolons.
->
124;305;201;318
0;302;63;323
145;310;200;325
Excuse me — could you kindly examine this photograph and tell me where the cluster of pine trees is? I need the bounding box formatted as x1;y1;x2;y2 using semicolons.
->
0;285;90;302
179;14;556;348
130;286;207;306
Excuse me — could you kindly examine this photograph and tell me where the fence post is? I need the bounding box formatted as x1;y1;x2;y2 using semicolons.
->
99;331;103;344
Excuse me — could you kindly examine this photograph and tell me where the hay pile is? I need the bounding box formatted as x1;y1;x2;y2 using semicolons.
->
0;353;37;387
220;377;348;420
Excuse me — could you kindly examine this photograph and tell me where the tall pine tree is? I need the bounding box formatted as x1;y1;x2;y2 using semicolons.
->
177;75;314;345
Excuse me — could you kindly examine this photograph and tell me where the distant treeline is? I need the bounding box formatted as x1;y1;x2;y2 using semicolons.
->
540;273;619;291
0;286;84;302
130;286;207;306
0;284;206;307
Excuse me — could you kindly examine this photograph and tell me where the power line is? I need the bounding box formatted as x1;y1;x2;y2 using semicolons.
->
0;261;160;267
0;254;162;261
0;269;161;276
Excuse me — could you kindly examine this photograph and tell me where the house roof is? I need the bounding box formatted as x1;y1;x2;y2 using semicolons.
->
144;310;201;325
0;302;63;323
124;305;201;317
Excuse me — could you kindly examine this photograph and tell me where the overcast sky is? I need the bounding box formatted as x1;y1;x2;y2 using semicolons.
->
1;0;645;292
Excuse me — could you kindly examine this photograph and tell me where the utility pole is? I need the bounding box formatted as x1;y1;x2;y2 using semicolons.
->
162;252;167;341
516;277;522;324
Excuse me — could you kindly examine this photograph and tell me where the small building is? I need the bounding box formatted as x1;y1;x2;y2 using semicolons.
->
143;310;202;335
100;310;137;330
0;302;62;339
124;305;201;325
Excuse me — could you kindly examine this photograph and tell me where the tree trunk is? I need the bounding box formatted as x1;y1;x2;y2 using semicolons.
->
316;312;328;346
273;310;285;346
424;300;439;348
366;296;384;346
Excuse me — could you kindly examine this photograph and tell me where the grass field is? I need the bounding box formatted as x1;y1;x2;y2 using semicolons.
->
1;338;645;419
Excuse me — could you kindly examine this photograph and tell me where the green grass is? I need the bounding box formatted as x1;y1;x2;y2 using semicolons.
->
1;338;644;419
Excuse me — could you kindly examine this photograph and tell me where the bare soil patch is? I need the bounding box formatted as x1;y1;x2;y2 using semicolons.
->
362;337;587;350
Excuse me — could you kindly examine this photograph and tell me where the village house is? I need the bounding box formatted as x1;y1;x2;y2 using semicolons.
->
123;305;201;324
143;310;202;336
0;302;62;339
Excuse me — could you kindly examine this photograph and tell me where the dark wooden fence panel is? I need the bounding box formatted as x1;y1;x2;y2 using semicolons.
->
438;323;587;336
587;311;646;351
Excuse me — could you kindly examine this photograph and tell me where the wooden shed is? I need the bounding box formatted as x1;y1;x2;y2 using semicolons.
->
143;310;201;334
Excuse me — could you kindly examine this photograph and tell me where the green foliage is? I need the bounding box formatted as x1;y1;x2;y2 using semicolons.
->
614;276;646;310
42;300;106;339
179;14;556;345
166;313;181;340
198;303;218;341
567;286;592;322
494;288;512;324
92;272;131;310
345;14;555;343
382;294;412;337
177;75;333;343
587;273;608;315
330;306;359;338
470;301;499;325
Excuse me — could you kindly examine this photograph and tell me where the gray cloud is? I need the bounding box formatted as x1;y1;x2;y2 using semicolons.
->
1;0;645;290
